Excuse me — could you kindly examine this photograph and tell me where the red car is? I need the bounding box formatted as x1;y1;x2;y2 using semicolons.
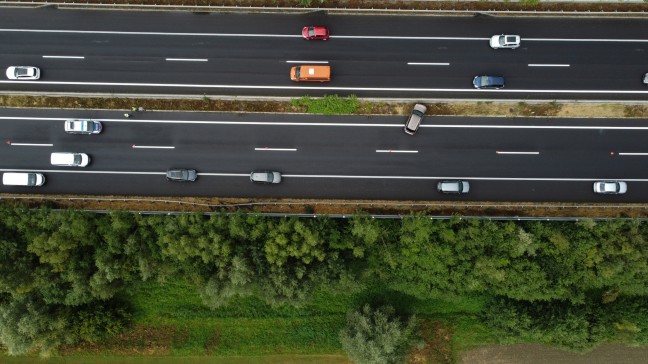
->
302;26;330;40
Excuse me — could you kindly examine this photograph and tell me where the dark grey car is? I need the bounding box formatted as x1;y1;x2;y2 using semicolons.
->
473;76;505;89
166;169;197;182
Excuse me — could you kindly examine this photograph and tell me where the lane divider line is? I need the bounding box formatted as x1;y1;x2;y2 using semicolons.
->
617;152;648;156
42;55;85;59
165;58;208;62
6;142;53;146
496;151;540;155
407;62;450;66
528;64;570;67
254;147;297;151
132;145;175;149
285;60;329;64
376;149;419;153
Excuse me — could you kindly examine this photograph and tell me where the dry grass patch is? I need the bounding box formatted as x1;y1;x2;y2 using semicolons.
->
408;321;453;364
60;325;186;355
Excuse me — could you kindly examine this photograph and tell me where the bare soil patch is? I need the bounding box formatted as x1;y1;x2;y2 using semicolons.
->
408;320;453;364
460;343;648;364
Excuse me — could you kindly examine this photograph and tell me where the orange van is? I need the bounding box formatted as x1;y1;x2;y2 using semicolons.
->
290;65;331;82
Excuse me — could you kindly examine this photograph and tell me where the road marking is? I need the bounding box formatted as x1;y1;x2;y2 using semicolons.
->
617;152;648;156
6;142;53;146
286;60;329;64
3;29;648;43
528;64;570;67
42;55;85;59
131;145;175;149
496;151;540;155
8;116;648;130
376;149;419;153
166;58;208;62
254;147;297;151
0;168;643;182
1;80;648;95
407;62;450;66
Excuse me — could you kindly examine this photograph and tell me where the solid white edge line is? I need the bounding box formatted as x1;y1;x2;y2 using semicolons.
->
2;80;647;94
528;64;570;67
7;117;648;130
42;55;85;59
166;58;208;62
0;168;645;182
407;62;450;66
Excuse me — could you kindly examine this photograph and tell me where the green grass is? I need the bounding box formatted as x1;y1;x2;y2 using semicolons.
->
109;278;494;359
290;95;359;115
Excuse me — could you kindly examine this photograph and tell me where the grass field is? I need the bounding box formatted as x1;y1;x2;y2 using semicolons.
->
32;278;494;363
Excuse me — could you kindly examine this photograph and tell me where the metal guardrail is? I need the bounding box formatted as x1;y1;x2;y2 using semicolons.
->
41;208;648;221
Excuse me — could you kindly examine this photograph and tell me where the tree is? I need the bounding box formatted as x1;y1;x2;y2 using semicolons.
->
339;304;419;364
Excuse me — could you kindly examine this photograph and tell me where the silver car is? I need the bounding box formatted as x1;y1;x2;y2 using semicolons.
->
490;35;521;49
6;66;40;80
64;119;103;134
437;180;470;194
250;171;282;184
166;169;198;182
593;181;627;194
404;103;427;135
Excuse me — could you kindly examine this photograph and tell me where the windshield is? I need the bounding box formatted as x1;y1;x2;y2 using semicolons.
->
294;67;301;78
308;28;315;37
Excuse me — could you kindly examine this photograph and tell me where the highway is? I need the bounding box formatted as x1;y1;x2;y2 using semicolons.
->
0;8;647;99
1;108;647;202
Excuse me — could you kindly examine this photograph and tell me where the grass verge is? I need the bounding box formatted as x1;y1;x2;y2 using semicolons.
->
55;278;492;363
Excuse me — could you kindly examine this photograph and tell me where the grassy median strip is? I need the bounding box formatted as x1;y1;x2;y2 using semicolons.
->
3;94;648;118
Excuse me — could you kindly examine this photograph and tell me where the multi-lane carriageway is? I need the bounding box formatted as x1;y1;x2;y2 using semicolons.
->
2;109;648;202
0;8;648;100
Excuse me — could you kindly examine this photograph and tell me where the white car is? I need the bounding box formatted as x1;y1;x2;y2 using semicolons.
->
64;119;103;134
6;66;40;80
643;73;648;85
437;180;470;194
490;35;521;49
593;181;627;194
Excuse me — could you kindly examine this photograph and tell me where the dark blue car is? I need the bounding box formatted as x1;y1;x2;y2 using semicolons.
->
473;76;505;89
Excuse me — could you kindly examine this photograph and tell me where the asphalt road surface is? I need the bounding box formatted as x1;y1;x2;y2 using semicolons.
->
0;8;647;99
0;108;646;202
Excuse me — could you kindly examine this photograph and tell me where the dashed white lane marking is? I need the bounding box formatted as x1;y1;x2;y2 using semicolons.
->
618;152;648;156
166;58;208;62
286;60;329;64
131;145;175;149
528;64;570;67
407;62;450;66
42;55;85;59
254;147;297;151
1;80;647;95
7;142;53;146
376;150;419;153
496;151;540;155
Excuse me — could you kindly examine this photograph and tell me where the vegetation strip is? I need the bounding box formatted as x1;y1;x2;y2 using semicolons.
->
2;206;648;362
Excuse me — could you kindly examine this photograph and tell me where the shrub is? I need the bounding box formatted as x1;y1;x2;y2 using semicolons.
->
339;304;419;364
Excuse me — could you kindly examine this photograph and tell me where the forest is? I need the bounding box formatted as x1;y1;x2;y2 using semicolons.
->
1;205;647;360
